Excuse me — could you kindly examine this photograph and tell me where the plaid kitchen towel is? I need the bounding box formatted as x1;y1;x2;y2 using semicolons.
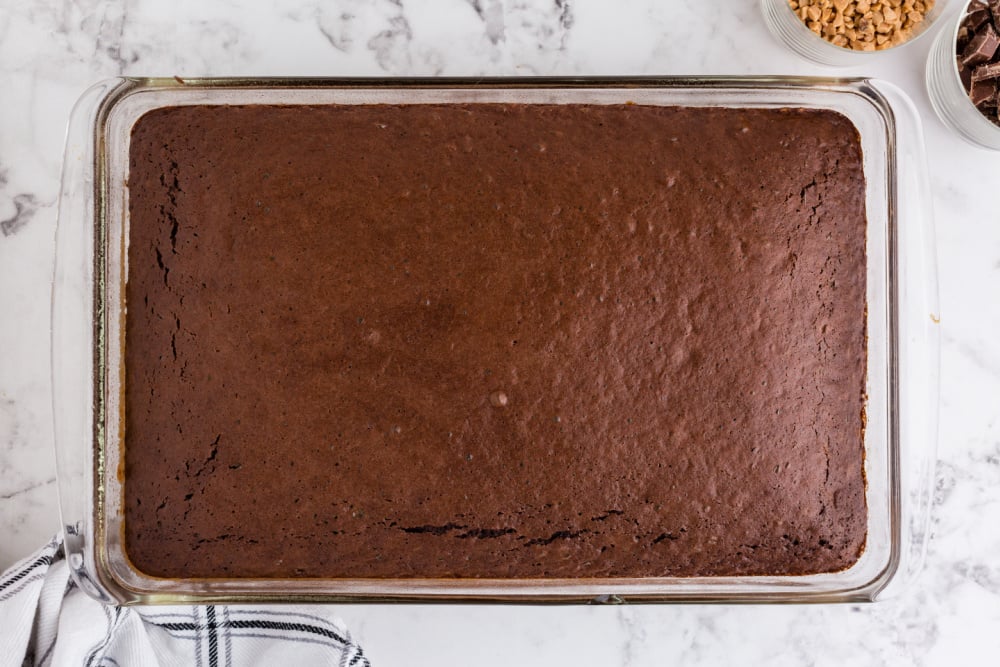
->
0;536;370;667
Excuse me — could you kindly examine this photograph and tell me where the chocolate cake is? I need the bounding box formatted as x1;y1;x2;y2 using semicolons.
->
124;103;868;579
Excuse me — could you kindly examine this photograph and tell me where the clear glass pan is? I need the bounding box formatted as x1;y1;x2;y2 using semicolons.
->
52;77;939;604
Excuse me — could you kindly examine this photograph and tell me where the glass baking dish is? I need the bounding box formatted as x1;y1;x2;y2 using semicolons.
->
52;77;939;605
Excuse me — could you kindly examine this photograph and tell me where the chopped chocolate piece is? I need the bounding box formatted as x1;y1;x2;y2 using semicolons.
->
956;2;1000;125
973;61;1000;81
970;79;998;106
965;9;992;32
962;22;1000;67
960;59;975;88
959;25;972;51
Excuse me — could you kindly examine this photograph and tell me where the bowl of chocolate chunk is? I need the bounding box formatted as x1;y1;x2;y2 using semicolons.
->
927;0;1000;149
762;0;949;65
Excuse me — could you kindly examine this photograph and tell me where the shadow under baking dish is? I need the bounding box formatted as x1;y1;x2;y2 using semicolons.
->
51;77;939;605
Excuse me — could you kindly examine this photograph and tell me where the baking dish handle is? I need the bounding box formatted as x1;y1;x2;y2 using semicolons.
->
52;78;128;603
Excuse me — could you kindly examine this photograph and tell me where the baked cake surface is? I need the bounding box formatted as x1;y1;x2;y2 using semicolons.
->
124;103;867;579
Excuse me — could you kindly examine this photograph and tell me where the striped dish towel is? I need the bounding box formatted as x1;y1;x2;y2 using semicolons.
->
0;536;370;667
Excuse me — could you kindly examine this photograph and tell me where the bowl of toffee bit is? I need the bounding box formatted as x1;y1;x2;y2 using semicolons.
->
927;0;1000;148
762;0;950;65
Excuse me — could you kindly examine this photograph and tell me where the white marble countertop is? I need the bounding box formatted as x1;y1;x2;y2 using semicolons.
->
2;0;999;664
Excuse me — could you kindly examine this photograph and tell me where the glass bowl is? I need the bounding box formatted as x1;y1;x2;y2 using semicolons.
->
926;0;1000;150
761;0;953;66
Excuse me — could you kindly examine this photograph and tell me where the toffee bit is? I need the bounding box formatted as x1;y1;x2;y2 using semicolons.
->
787;0;935;51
